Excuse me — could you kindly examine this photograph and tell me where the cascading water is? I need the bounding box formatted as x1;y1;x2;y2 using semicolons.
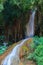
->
1;9;36;65
26;10;36;37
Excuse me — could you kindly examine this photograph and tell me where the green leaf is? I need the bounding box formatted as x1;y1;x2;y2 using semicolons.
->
0;4;4;12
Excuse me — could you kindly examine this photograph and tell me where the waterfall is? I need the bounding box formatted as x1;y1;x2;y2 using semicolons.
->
1;9;36;65
26;10;36;37
1;38;30;65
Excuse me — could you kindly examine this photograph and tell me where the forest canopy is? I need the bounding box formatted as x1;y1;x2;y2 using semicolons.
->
0;0;43;37
0;0;43;13
0;0;43;25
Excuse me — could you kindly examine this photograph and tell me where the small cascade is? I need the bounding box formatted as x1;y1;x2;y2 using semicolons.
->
1;38;29;65
26;10;36;37
1;9;36;65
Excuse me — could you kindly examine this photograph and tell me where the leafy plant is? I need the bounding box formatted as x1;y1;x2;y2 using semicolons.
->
0;0;6;12
0;46;7;55
33;45;43;65
27;37;43;65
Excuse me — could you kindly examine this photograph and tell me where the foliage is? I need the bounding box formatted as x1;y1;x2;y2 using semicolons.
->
0;0;6;25
11;0;43;13
2;0;34;23
39;37;43;44
21;45;29;52
0;13;4;25
0;0;43;25
0;0;43;41
30;36;39;49
27;37;43;65
0;0;6;12
0;35;5;46
0;46;7;55
30;37;43;49
11;0;35;11
0;4;4;12
33;45;43;65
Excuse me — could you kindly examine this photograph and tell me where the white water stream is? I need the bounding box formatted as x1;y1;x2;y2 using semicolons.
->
26;10;36;37
1;9;36;65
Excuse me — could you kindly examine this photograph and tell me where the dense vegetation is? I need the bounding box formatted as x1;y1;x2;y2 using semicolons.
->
0;1;43;65
0;0;43;44
27;37;43;65
0;36;43;65
0;0;43;27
